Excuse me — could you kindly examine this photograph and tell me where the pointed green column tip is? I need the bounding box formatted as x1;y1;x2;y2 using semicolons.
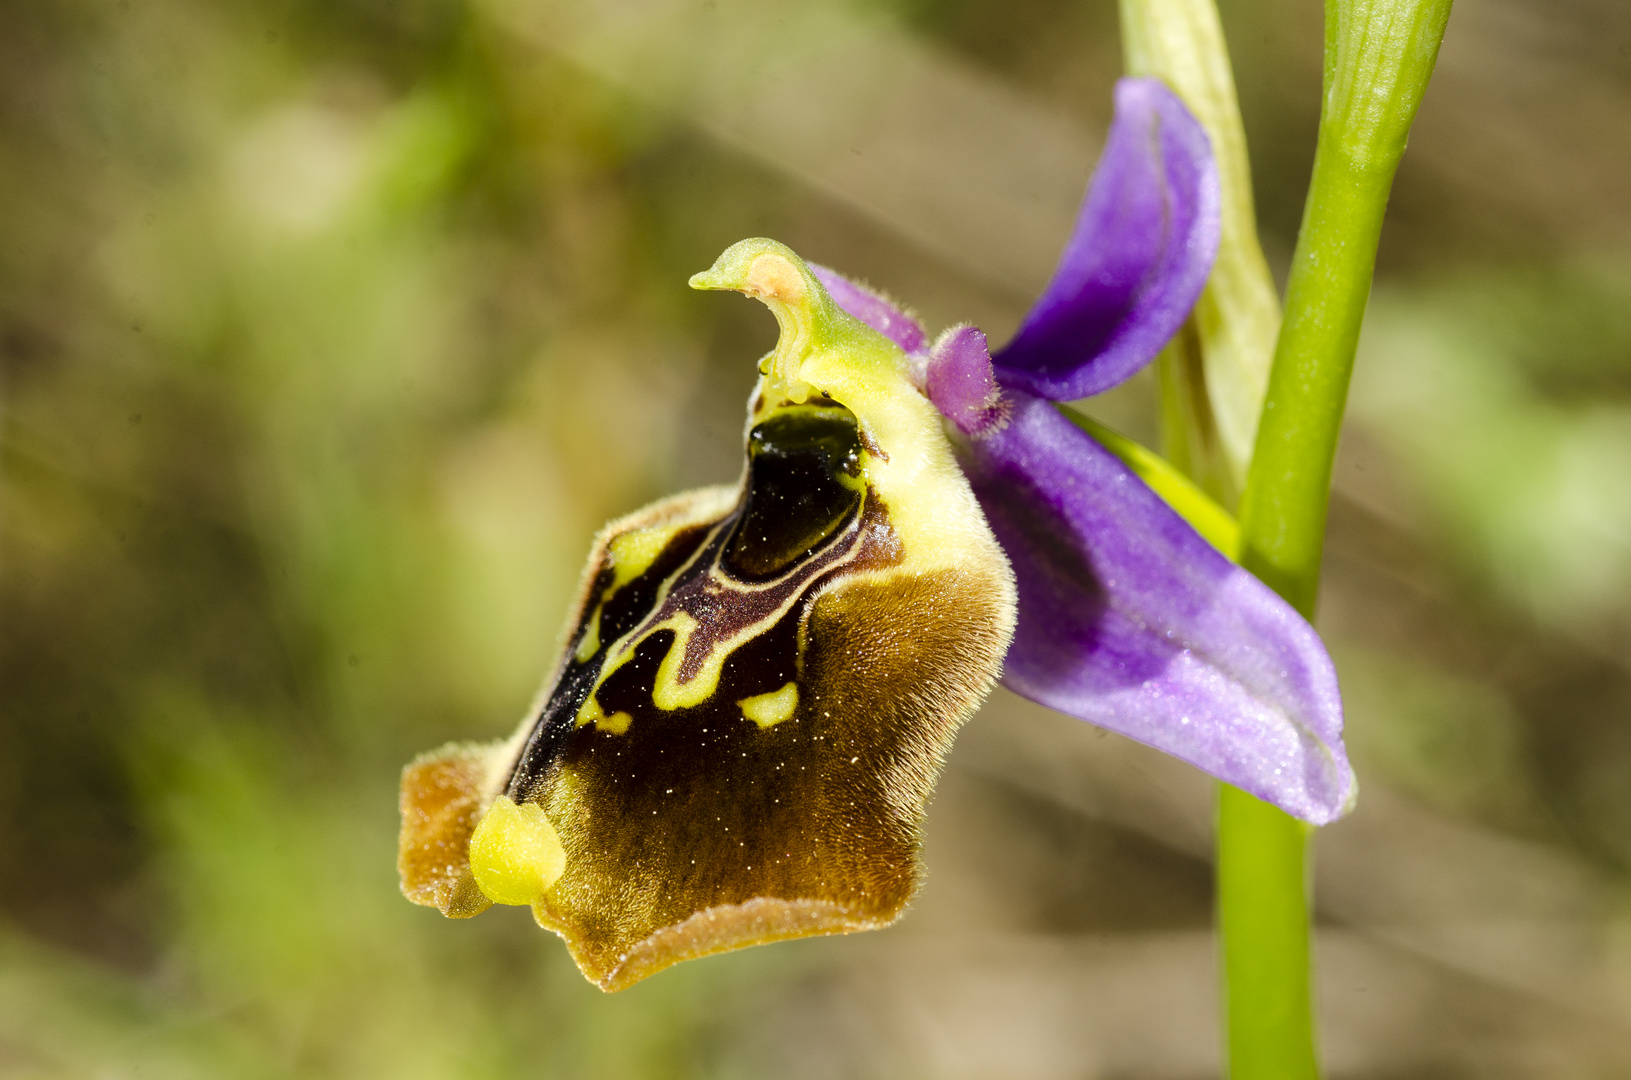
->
689;237;819;301
687;237;910;411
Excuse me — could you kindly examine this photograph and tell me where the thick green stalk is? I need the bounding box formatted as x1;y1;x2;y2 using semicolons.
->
1218;0;1452;1078
1218;786;1316;1079
1237;0;1454;613
1118;2;1318;1071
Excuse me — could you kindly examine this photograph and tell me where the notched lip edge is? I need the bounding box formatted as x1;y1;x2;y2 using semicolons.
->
557;895;901;993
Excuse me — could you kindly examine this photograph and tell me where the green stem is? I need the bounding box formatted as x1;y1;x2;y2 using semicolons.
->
1232;133;1395;613
1218;0;1451;1077
1237;0;1454;614
1218;786;1316;1079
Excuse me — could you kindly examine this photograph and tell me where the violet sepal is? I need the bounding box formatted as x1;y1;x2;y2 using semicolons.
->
993;78;1220;401
958;390;1353;823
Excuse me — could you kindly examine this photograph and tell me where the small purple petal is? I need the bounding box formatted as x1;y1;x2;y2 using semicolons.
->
993;78;1220;402
959;391;1354;824
810;264;928;355
925;326;1008;436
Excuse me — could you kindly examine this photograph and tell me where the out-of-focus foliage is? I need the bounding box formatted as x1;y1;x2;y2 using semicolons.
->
1;0;778;1073
1356;267;1631;631
3;0;1631;1073
1346;264;1631;866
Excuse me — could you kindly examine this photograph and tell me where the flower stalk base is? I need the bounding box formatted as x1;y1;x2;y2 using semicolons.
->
1218;784;1317;1080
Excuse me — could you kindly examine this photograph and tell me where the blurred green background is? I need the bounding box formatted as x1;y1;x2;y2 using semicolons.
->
3;0;1630;1075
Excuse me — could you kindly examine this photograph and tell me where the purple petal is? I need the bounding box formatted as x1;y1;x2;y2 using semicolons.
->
959;391;1354;824
925;325;1007;436
993;77;1220;401
810;264;927;355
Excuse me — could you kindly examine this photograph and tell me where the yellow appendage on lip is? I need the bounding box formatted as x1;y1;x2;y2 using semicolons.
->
606;525;679;593
574;607;601;663
575;694;633;734
738;682;799;728
469;796;567;907
572;523;681;667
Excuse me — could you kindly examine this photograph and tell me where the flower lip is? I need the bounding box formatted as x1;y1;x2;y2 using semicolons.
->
403;239;1019;990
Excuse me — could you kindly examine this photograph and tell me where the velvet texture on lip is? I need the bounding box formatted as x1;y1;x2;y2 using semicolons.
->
401;240;1016;992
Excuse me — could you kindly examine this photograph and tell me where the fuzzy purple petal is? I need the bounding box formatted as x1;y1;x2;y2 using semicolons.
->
810;264;927;355
959;391;1354;823
992;77;1220;401
925;325;1007;436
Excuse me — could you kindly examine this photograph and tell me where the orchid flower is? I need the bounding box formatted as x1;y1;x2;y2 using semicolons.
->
398;77;1353;992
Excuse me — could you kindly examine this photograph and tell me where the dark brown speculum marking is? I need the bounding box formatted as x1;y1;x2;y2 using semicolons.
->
725;404;864;580
505;403;884;802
